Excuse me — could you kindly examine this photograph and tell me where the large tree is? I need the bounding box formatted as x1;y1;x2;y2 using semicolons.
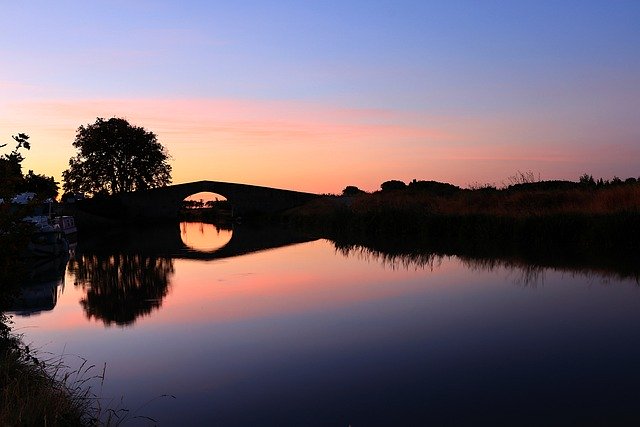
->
62;117;172;196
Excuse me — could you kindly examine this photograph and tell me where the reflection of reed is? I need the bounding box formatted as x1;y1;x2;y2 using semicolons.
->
460;257;638;287
69;254;174;326
333;241;639;288
334;243;446;271
461;258;546;287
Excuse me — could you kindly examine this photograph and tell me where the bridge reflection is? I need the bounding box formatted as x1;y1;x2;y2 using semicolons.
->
67;223;318;326
77;222;318;261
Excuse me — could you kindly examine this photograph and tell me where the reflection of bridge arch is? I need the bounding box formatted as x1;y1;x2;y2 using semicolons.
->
77;222;318;261
177;223;317;260
117;180;319;220
180;222;233;253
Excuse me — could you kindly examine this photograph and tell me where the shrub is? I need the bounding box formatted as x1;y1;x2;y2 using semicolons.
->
380;180;406;191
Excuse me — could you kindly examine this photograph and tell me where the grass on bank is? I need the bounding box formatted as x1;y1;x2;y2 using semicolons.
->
0;313;138;426
286;179;640;222
0;208;103;427
282;180;640;264
0;329;92;426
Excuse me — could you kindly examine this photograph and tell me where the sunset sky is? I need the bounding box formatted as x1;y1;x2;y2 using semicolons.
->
1;1;639;194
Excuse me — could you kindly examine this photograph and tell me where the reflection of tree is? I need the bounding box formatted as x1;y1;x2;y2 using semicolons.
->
69;254;174;326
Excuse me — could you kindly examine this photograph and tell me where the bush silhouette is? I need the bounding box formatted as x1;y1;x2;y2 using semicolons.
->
381;180;406;191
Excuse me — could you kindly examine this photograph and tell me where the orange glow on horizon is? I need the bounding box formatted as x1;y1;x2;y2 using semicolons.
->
2;96;636;194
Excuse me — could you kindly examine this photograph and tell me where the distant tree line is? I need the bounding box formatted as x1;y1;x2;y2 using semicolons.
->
181;199;231;210
341;173;640;197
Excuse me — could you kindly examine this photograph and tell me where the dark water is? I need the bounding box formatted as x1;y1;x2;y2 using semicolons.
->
10;222;640;426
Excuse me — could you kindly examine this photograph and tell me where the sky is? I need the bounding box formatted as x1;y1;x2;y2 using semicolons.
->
1;0;639;194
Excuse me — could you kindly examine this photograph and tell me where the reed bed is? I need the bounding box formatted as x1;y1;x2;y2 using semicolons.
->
0;327;143;427
0;328;91;426
283;182;640;270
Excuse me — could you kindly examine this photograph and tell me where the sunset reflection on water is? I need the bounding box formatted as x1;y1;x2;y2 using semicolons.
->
10;224;640;426
180;221;233;252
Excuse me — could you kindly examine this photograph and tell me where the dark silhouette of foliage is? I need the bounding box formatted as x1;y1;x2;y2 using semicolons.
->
380;180;406;191
579;174;596;187
205;199;231;209
22;170;59;200
408;179;461;196
182;199;205;209
1;133;58;201
506;180;579;192
342;186;365;196
62;117;172;196
0;134;30;200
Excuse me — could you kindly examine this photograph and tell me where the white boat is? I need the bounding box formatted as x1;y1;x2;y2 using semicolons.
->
53;215;78;237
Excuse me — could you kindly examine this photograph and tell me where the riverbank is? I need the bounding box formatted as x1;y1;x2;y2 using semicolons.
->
280;180;640;273
0;322;93;426
0;215;95;426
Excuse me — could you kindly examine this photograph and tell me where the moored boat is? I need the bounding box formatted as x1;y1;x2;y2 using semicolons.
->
24;221;69;258
53;215;78;238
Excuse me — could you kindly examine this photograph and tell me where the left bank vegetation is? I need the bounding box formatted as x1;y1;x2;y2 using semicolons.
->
1;133;101;426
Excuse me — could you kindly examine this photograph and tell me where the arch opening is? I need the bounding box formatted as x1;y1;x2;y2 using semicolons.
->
180;191;234;222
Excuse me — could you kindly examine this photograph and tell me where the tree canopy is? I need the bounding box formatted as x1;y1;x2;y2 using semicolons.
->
380;180;407;191
62;118;172;196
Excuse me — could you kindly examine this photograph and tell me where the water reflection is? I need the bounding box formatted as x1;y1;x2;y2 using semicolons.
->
334;241;640;287
76;221;317;260
12;225;640;426
180;221;233;252
6;256;68;316
69;222;317;326
69;254;174;326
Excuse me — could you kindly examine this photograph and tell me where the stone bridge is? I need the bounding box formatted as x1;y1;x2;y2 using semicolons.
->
103;180;319;221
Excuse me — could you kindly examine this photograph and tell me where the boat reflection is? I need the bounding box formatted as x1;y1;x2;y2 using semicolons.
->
7;256;68;316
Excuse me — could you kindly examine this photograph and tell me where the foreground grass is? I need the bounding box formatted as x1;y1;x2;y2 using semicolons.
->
0;327;90;426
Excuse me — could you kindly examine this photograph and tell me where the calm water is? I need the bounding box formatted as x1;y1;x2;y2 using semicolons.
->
10;222;640;426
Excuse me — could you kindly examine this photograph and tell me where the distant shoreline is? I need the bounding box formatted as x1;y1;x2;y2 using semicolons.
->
280;179;640;265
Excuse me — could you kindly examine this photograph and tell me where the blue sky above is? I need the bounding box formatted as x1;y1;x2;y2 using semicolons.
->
1;1;639;191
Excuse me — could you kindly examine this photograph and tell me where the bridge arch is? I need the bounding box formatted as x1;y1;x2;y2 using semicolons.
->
116;180;319;221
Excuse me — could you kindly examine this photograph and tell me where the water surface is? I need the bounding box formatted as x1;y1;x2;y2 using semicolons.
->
11;222;640;426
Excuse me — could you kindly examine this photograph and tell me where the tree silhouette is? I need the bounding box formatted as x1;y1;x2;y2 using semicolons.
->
0;134;31;200
380;180;406;191
69;253;174;326
62;117;172;196
342;186;365;196
1;133;58;200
